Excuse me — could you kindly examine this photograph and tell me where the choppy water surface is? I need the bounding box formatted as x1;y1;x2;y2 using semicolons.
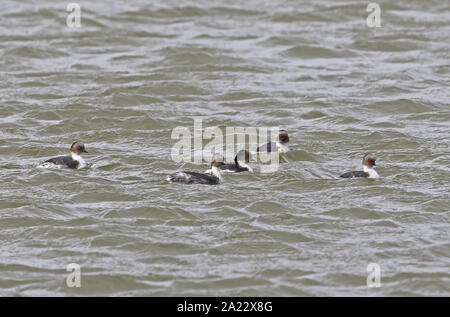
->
0;0;449;296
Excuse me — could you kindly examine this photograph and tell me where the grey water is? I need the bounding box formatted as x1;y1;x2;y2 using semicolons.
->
0;0;449;296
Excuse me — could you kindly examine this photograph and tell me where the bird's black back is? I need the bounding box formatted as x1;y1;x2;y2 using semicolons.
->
169;171;220;185
257;142;277;153
220;163;248;173
339;170;369;178
44;156;79;169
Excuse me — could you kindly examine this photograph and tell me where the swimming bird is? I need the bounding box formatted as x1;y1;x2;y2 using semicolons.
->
38;141;88;169
205;150;253;173
257;129;290;153
339;153;379;178
167;154;226;185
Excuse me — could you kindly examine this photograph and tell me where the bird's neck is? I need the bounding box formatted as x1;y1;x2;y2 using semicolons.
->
71;152;86;168
363;165;378;178
276;141;289;153
211;166;223;183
